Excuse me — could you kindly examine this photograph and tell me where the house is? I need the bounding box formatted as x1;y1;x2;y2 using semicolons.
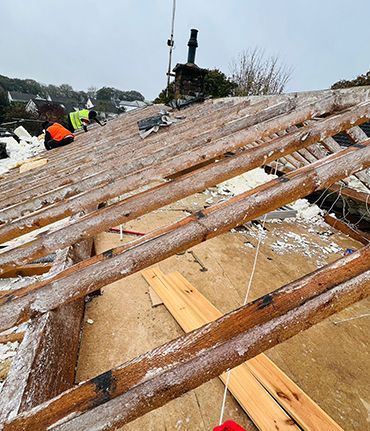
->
118;99;150;112
52;97;80;113
7;91;37;104
25;98;67;122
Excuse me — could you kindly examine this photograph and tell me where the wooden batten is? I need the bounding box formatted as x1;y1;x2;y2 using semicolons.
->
324;214;369;245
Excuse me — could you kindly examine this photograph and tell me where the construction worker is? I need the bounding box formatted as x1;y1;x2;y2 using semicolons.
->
67;109;105;133
43;121;74;150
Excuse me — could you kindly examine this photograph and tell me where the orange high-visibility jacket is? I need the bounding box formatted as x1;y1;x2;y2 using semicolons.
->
47;123;74;141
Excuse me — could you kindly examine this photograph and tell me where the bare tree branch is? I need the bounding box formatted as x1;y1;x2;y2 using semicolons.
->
230;48;292;96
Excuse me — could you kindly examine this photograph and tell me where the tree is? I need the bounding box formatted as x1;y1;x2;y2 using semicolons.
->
204;69;237;98
46;84;63;99
58;84;74;98
154;82;175;104
96;87;116;101
87;86;97;98
332;70;370;89
0;86;9;122
120;90;145;101
230;48;292;96
96;86;145;102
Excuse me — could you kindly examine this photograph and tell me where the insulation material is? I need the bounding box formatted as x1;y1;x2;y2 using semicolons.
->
0;136;44;175
216;168;324;223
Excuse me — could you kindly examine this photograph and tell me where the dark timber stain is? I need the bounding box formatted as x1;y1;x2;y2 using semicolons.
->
278;176;289;183
91;370;116;406
194;210;206;219
103;249;114;258
258;294;273;309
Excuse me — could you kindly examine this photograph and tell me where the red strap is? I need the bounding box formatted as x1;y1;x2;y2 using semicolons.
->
213;420;247;431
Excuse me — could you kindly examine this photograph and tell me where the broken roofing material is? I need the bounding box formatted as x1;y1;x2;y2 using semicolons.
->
0;126;44;175
0;88;369;431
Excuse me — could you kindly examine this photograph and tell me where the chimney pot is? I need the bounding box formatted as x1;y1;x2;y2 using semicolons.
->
187;28;198;64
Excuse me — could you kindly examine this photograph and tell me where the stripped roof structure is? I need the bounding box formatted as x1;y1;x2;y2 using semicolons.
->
0;87;369;431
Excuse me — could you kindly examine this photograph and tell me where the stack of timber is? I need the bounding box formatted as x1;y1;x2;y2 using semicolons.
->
142;268;344;431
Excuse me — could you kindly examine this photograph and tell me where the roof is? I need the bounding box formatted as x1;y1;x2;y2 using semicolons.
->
118;99;148;108
8;91;37;102
52;98;80;113
0;86;369;431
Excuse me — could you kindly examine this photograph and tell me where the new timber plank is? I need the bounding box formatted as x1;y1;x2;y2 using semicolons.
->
142;268;344;431
142;268;299;431
246;355;343;431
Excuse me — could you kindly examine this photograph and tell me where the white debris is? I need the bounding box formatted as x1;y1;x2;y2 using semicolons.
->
0;135;44;175
86;319;94;325
13;126;32;142
216;168;325;225
217;168;277;195
270;230;343;265
290;199;324;224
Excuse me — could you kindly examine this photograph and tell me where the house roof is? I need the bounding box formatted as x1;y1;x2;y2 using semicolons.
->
118;100;148;108
0;87;369;431
52;98;80;113
8;91;37;102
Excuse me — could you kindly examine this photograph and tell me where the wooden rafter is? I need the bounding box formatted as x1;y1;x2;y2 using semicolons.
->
0;141;369;332
1;102;369;270
3;246;369;431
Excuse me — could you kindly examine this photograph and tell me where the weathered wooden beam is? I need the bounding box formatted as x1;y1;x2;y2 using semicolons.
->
0;98;290;221
324;214;369;245
0;104;170;196
1;87;368;197
0;263;51;278
344;127;370;188
0;143;369;332
346;125;368;142
1;99;369;246
0;237;93;424
3;107;370;270
0;95;349;230
328;183;370;205
3;246;369;431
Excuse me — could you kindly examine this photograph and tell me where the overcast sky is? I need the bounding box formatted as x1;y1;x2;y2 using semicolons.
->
1;0;369;100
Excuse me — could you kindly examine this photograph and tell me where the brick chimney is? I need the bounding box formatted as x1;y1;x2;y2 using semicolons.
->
173;29;207;98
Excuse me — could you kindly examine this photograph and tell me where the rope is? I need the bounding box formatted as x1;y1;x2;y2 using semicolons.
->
219;213;267;424
218;159;280;425
218;369;231;425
